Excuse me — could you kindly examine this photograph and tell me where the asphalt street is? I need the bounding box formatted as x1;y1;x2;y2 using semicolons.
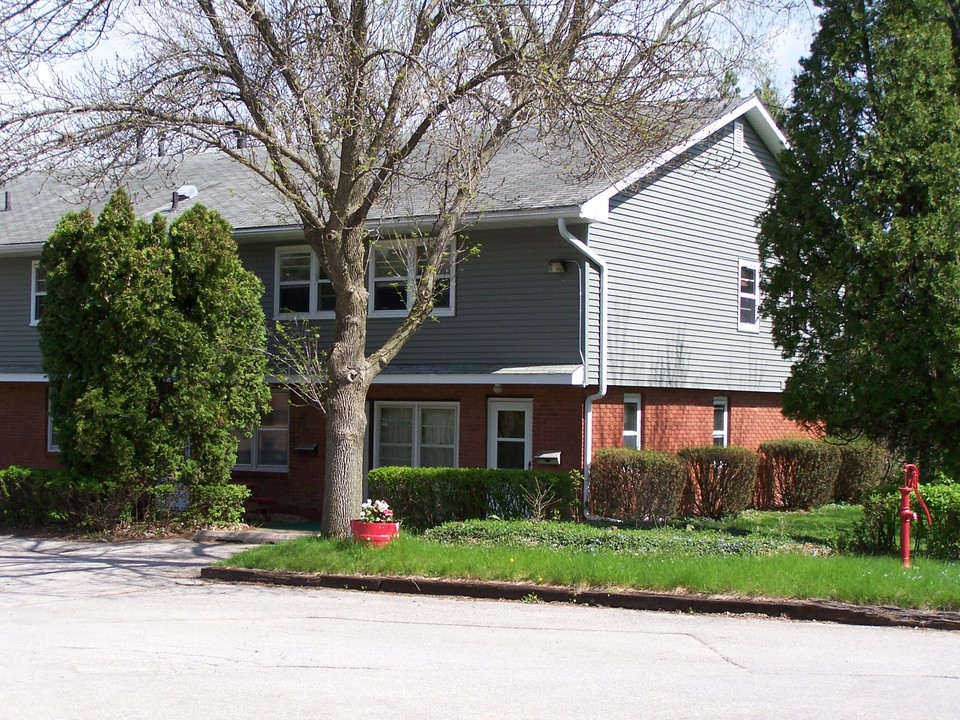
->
2;535;959;719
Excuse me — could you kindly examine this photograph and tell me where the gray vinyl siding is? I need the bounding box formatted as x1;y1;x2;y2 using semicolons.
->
0;255;43;374
251;227;583;367
586;120;791;392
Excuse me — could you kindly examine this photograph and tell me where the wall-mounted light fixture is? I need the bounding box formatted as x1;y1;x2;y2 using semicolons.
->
547;259;567;274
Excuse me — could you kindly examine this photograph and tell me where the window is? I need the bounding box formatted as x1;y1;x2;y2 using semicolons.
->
31;260;46;325
236;389;289;470
275;247;335;317
738;259;760;332
370;240;453;316
623;394;641;449
47;397;60;453
373;402;458;468
713;396;728;447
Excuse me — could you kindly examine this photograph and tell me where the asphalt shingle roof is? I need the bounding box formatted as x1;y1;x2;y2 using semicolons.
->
0;98;751;249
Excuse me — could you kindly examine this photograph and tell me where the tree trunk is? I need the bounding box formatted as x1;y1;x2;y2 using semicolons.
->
318;225;372;539
321;371;371;538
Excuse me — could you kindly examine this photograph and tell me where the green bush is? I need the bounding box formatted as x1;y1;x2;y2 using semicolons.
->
589;448;685;525
367;467;580;531
833;442;894;503
151;483;250;525
851;484;960;560
755;438;841;510
677;446;758;518
0;465;130;528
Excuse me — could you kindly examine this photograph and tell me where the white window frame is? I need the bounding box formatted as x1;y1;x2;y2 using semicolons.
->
738;258;760;332
274;246;335;319
623;394;642;450
46;396;60;453
31;260;46;326
369;239;455;318
372;401;459;468
713;396;729;447
234;389;290;472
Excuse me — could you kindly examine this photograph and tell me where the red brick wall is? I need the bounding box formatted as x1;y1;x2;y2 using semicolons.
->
590;387;814;458
0;383;60;471
238;383;587;519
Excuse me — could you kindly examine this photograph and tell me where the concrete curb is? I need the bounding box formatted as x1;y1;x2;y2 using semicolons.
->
199;565;960;632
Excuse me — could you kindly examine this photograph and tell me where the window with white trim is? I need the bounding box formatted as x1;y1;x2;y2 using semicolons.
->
235;389;289;470
370;241;453;316
31;260;46;325
623;394;641;450
738;259;760;332
713;396;729;447
275;246;335;318
373;402;458;468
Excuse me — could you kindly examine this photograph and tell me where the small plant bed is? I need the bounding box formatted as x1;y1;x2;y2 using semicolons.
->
219;529;960;611
423;519;804;556
670;504;863;548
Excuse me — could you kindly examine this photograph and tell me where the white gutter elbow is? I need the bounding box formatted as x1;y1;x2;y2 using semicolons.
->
557;218;608;518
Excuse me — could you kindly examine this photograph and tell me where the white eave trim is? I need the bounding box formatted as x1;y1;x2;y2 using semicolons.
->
0;373;48;382
0;243;44;257
374;367;585;386
581;96;788;214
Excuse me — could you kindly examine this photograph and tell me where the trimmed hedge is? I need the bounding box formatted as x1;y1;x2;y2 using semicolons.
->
0;465;250;529
366;466;580;531
678;446;759;518
0;465;128;528
589;448;685;525
852;484;960;560
755;438;841;510
833;443;893;503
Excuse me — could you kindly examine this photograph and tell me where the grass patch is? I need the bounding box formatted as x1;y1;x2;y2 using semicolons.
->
221;531;960;610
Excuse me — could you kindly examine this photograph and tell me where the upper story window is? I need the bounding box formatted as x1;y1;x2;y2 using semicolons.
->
31;261;46;325
738;259;760;332
370;240;454;316
275;247;335;318
235;389;289;471
713;396;729;447
274;241;454;319
623;394;641;450
373;401;458;468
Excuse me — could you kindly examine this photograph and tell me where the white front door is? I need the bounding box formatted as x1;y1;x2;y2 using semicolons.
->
487;399;533;469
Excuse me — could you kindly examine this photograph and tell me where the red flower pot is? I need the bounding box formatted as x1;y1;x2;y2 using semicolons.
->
350;519;400;548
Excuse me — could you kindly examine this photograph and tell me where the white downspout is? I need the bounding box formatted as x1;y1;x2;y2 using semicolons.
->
557;218;607;517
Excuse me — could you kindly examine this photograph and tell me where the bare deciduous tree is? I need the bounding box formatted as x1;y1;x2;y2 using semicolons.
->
0;0;795;537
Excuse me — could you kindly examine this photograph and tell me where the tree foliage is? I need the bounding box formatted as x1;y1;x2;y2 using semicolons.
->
758;0;960;471
3;0;800;536
40;189;269;510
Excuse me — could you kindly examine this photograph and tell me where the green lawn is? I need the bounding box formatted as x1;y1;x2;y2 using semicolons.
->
220;506;960;610
670;503;863;547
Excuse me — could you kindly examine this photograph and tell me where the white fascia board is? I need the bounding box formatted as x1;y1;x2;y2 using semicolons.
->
373;367;585;386
0;373;48;382
0;243;43;257
581;96;788;215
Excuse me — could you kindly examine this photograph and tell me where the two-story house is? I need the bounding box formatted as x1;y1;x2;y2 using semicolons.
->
0;95;807;518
